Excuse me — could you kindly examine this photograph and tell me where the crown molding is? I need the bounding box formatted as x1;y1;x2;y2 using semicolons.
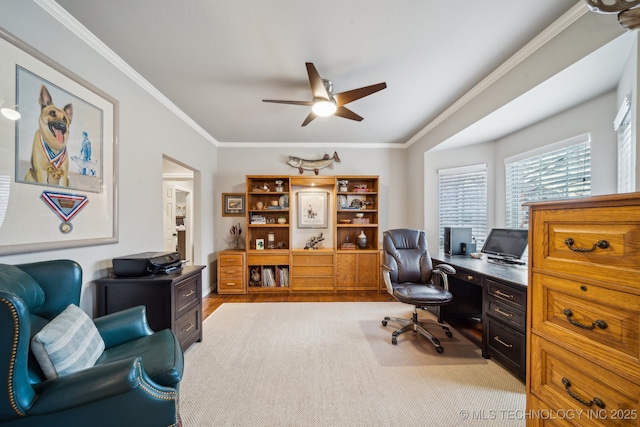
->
404;2;589;148
34;0;220;147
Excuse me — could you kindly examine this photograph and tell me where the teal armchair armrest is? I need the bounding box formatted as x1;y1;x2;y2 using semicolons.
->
93;305;154;348
29;357;178;426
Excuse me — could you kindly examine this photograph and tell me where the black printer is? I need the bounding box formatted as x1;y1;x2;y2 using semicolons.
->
112;252;182;277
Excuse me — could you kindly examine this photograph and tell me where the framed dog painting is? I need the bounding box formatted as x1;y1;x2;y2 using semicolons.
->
0;27;118;255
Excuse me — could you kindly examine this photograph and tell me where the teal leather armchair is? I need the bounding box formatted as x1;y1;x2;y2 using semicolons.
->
0;260;184;427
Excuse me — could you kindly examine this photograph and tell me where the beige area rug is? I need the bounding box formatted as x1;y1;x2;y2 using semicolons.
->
180;302;525;426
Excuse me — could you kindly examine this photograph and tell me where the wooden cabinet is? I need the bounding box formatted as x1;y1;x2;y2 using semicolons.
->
336;176;379;291
336;252;379;290
217;250;246;294
241;174;380;293
96;266;205;351
526;193;640;426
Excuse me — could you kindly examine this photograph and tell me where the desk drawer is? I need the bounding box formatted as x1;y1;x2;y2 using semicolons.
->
531;273;640;383
530;335;640;426
486;279;526;311
486;318;525;377
450;267;482;287
487;298;525;331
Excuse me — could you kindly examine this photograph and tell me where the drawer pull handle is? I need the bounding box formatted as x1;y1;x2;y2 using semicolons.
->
182;323;195;333
564;238;609;253
494;307;513;317
494;290;514;299
493;336;513;348
182;290;195;298
563;308;608;330
561;377;605;409
467;275;474;281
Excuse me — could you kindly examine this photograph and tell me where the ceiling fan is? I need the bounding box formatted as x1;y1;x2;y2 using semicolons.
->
262;62;387;126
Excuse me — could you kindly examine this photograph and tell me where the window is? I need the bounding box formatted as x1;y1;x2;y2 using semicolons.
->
615;95;635;193
438;164;487;250
505;134;591;229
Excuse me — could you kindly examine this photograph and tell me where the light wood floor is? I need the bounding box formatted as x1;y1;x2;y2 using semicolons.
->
203;291;394;319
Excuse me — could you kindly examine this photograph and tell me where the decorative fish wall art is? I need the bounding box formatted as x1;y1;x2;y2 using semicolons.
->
287;152;341;175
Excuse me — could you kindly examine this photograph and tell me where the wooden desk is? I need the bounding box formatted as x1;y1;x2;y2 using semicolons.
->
96;265;205;351
431;252;527;380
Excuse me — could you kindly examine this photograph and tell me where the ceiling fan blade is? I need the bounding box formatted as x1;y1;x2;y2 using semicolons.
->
306;62;330;100
333;82;387;106
334;106;363;122
301;111;317;127
262;99;313;106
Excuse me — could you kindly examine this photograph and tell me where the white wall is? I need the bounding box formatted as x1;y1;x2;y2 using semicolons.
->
0;1;218;316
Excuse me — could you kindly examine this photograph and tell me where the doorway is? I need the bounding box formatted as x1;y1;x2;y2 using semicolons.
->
162;157;195;264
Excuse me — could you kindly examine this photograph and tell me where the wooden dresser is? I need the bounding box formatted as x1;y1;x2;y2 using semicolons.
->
526;193;640;426
96;265;205;351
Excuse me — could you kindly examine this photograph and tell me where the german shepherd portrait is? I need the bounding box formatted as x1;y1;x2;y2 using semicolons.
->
24;85;73;187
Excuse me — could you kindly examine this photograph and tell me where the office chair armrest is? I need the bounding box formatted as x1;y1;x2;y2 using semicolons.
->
433;264;455;275
432;264;455;290
380;264;394;295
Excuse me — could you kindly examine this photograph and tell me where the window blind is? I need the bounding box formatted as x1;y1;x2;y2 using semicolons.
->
616;96;635;193
505;139;591;229
438;164;487;250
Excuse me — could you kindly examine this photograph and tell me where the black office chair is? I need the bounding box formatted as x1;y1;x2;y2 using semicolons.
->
381;229;455;353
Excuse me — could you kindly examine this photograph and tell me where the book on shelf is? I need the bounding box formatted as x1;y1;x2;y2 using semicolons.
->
250;214;266;224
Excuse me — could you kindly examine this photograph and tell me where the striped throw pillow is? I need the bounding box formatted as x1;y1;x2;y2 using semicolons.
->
31;304;105;379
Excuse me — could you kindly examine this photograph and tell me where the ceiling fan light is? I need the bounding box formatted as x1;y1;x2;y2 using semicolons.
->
1;107;21;121
312;100;337;117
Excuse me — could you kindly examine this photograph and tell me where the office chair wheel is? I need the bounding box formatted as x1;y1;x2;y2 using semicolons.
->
392;337;398;345
436;346;444;353
382;320;388;326
445;331;453;337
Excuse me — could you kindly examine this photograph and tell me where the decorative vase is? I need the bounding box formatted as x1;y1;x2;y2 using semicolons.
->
256;201;264;210
356;231;367;249
277;216;286;224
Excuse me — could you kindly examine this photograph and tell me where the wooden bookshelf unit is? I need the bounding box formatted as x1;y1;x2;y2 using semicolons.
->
235;174;379;294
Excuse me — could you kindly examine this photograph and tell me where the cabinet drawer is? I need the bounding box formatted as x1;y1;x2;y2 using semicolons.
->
293;266;334;276
486;318;525;377
487;298;525;331
219;266;243;278
530;206;640;289
219;254;243;266
531;273;640;383
218;278;244;294
292;253;334;266
247;254;289;265
290;276;334;290
175;275;199;315
530;335;640;427
176;305;201;350
486;279;526;311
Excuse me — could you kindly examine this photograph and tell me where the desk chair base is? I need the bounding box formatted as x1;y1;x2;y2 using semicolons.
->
382;307;452;353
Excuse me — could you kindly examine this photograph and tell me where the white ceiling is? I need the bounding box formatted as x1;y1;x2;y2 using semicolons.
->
51;0;625;147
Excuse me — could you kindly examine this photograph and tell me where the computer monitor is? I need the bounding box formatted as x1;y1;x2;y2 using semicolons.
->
481;228;528;265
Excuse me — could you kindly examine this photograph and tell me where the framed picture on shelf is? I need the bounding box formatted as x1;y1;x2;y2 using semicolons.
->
222;193;245;216
297;191;328;228
256;238;265;250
